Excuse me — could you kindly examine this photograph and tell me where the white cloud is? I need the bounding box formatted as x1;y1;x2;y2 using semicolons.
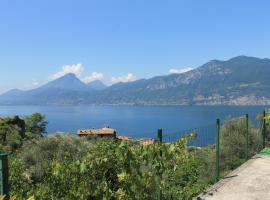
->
169;67;193;74
32;80;40;86
50;63;105;83
21;79;41;90
81;72;104;83
112;73;137;83
50;63;84;80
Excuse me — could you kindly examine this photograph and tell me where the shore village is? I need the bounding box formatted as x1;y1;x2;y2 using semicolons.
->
77;127;156;146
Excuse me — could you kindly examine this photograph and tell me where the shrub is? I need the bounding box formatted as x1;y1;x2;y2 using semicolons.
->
220;117;261;172
9;135;205;200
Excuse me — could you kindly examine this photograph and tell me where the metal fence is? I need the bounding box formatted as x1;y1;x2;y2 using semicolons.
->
154;110;267;199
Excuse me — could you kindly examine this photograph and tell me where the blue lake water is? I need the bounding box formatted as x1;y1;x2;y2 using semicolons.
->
0;105;268;142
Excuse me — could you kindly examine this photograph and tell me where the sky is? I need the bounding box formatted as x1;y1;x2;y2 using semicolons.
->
1;0;270;93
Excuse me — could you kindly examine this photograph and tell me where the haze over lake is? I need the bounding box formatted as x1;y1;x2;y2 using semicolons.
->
0;105;267;138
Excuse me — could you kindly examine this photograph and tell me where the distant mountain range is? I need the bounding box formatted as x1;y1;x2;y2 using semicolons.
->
1;56;270;105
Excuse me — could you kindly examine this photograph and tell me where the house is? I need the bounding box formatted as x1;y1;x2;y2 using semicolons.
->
117;135;157;146
77;127;117;138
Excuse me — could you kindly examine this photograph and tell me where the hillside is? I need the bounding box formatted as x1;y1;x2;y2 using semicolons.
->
87;80;107;90
1;56;270;105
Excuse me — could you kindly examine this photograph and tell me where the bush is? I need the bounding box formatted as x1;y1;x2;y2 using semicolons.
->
9;135;205;200
196;145;216;184
0;113;47;152
220;117;261;172
6;113;265;199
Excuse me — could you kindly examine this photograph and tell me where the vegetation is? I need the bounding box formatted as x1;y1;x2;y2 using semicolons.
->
0;113;47;152
196;116;263;184
0;112;267;199
220;117;262;173
23;113;48;139
8;134;207;200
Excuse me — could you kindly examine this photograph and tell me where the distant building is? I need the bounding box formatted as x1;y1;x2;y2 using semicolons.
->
117;135;157;146
77;128;156;146
138;138;157;146
77;127;117;138
116;136;133;141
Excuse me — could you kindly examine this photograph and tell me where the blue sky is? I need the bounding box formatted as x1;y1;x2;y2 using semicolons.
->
1;0;270;93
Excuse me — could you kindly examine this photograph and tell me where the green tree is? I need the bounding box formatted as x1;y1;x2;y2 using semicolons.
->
0;124;22;152
24;113;48;138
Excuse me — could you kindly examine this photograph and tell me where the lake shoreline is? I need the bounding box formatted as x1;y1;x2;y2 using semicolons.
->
0;105;268;136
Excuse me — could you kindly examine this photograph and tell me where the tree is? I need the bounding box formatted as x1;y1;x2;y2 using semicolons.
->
0;124;22;152
24;113;48;138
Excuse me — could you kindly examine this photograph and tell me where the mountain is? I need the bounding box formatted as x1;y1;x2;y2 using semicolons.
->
0;89;25;102
40;73;90;91
87;80;107;90
92;56;270;105
1;56;270;105
0;73;94;105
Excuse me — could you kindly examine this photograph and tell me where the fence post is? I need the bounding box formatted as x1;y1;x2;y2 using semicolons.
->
158;129;163;143
215;119;220;182
263;110;266;149
0;153;9;198
245;114;249;160
157;129;163;200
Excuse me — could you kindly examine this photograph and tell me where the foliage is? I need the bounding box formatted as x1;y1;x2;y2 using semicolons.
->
0;123;22;152
262;112;270;146
4;112;266;199
0;116;25;138
195;115;263;184
220;117;261;172
8;134;205;200
23;113;48;138
264;113;270;124
0;113;46;152
9;158;32;199
0;195;34;200
196;145;216;184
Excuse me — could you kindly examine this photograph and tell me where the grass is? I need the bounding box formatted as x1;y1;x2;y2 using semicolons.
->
259;148;270;156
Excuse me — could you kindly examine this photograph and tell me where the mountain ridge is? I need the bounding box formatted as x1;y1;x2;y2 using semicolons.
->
87;80;107;90
1;55;270;105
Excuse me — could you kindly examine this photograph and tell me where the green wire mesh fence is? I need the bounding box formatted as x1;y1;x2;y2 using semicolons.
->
163;123;217;147
157;110;267;192
113;110;270;199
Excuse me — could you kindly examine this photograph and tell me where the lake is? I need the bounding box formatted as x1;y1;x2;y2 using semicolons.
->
0;105;268;141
